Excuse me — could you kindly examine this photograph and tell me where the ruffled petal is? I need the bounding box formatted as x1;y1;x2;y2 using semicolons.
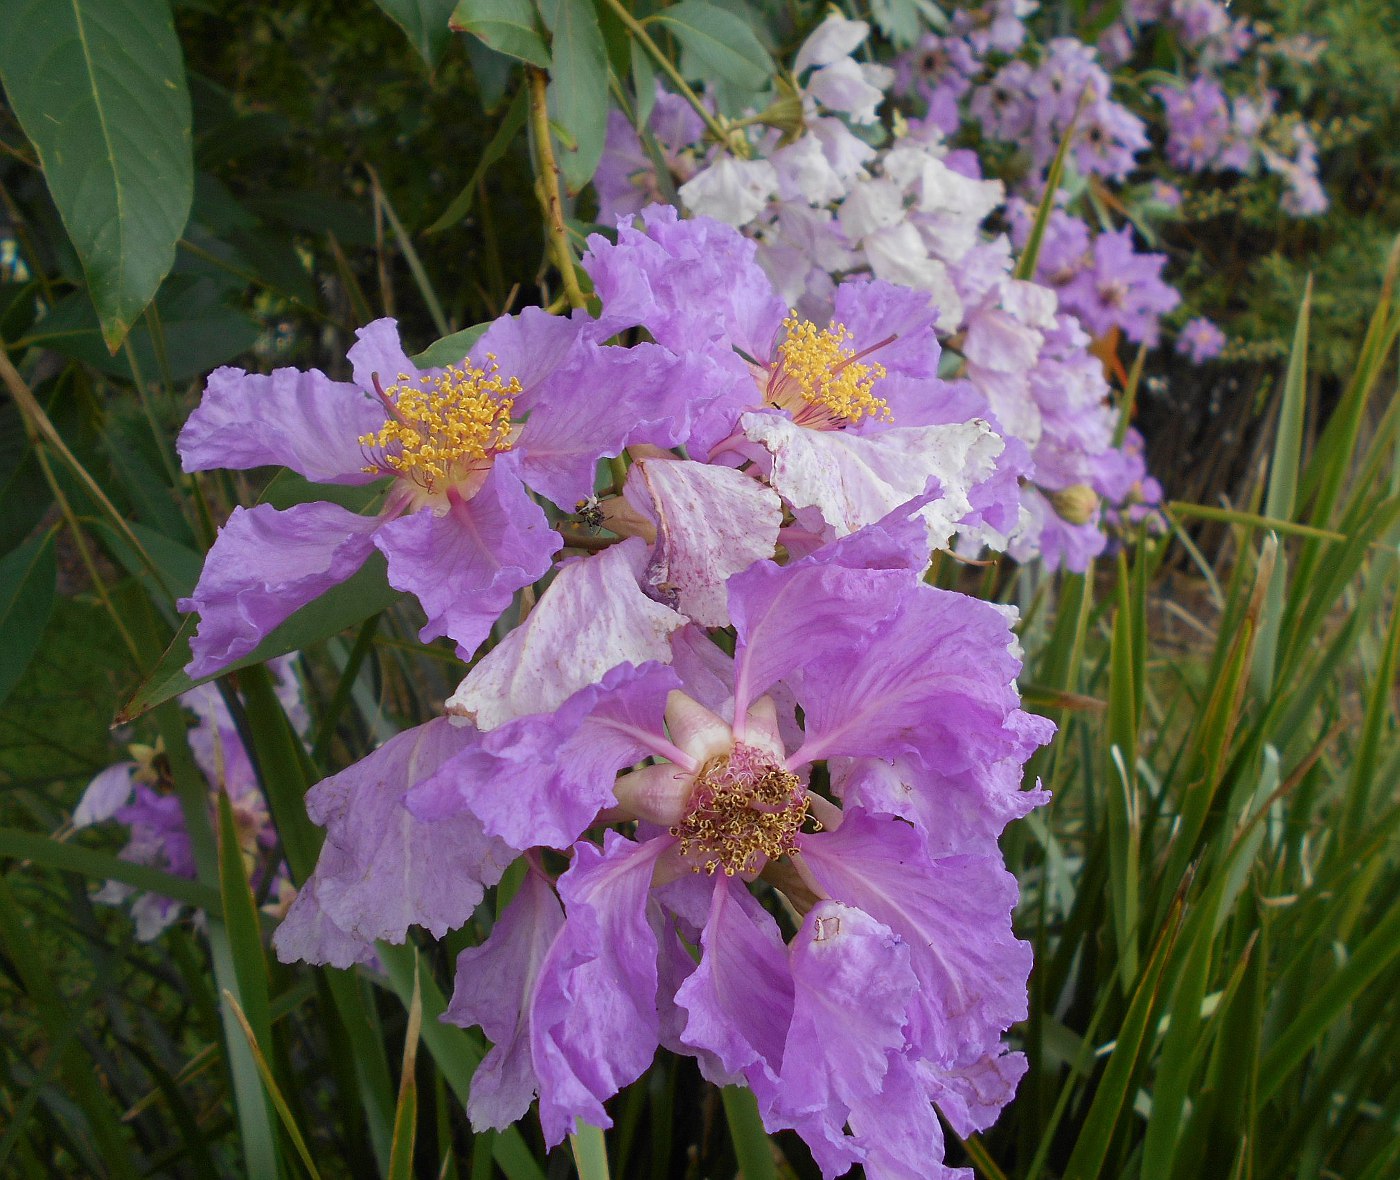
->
797;810;1031;1064
530;833;669;1145
446;539;685;730
789;586;1050;776
375;456;560;659
773;903;917;1119
346;318;424;394
583;205;786;362
675;875;794;1085
290;718;513;948
472;306;593;406
444;869;564;1130
180;502;381;679
515;340;698;507
178;366;385;484
408;662;683;850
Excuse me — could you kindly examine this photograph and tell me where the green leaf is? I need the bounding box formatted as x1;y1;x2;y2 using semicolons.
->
539;0;611;192
0;827;222;915
451;0;551;67
653;0;775;91
0;0;193;350
25;278;261;383
0;531;57;707
371;0;458;67
116;552;402;723
411;321;492;367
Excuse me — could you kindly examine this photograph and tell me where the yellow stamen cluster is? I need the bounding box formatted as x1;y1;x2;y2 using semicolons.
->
671;744;809;877
360;357;520;492
769;312;892;427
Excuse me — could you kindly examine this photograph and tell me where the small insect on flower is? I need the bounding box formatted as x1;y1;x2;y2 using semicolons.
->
574;496;605;530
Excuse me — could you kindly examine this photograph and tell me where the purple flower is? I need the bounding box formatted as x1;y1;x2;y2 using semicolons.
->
584;207;1022;554
75;659;303;939
1177;316;1226;363
1058;227;1180;346
178;312;693;677
1156;76;1232;172
408;507;1052;1168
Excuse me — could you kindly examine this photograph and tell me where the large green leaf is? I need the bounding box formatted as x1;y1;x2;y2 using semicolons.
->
539;0;610;193
450;0;551;67
0;0;193;350
0;531;57;707
653;0;775;92
371;0;458;67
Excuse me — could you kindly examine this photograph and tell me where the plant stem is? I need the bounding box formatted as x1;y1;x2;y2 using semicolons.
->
597;0;746;157
527;67;588;312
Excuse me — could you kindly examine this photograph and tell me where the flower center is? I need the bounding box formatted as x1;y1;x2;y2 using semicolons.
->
359;356;520;494
671;743;808;876
764;312;893;431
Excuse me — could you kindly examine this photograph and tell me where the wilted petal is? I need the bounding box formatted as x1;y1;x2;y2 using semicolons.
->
180;502;382;679
624;459;782;627
740;412;1006;549
375;456;560;659
921;1048;1028;1137
446;539;686;731
794;13;869;73
281;718;512;951
679;156;780;227
273;876;380;969
177;366;384;485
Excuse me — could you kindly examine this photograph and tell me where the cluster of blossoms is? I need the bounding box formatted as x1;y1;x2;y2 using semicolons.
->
598;13;1162;570
890;0;1326;353
174;201;1061;1175
74;659;304;938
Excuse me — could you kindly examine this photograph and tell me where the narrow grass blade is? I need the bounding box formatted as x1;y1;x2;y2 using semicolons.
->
389;960;424;1180
0;827;222;913
1014;91;1086;281
224;990;324;1180
570;1124;611;1180
721;1086;777;1180
377;944;545;1180
1265;277;1312;524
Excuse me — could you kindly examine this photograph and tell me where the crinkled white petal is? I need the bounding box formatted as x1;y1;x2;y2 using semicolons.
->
446;538;685;730
740;412;1007;549
679;157;779;228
